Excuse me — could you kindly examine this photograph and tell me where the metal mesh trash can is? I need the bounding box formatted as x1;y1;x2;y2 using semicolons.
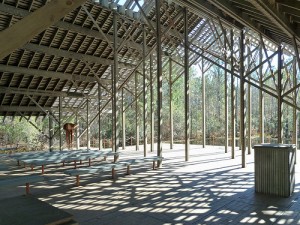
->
253;144;296;197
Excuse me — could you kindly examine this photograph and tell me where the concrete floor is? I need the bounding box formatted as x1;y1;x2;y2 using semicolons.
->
1;144;300;225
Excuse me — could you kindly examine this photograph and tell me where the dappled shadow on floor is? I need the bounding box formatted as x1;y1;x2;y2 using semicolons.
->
32;147;300;225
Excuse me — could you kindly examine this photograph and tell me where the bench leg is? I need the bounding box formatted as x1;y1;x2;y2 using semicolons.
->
114;155;119;163
76;175;80;186
126;165;130;175
88;158;91;167
62;161;65;167
31;165;34;171
42;165;44;174
157;160;162;168
26;183;30;195
17;160;20;166
74;161;77;169
104;156;107;161
152;161;155;170
80;160;82;165
112;168;115;179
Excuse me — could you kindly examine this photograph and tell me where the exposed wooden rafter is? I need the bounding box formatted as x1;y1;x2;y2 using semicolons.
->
0;0;88;60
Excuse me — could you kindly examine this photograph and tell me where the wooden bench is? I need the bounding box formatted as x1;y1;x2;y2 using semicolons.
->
0;175;44;194
118;156;164;175
64;163;127;186
20;150;120;174
64;156;164;186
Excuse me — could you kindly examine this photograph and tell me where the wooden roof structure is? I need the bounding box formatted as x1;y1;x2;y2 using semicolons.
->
0;0;300;167
0;0;299;119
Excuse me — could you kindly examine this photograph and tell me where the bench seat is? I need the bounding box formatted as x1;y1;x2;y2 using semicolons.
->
19;151;120;174
118;156;164;172
65;156;164;186
64;163;127;186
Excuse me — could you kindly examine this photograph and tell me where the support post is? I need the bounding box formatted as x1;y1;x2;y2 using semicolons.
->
169;57;174;149
59;96;62;151
76;112;80;149
135;72;140;151
293;57;297;163
122;88;126;150
278;45;283;143
150;54;154;152
224;34;228;153
230;30;236;159
49;117;54;152
184;7;190;161
202;58;206;148
247;76;252;154
113;13;120;153
259;45;264;143
156;0;163;166
98;85;102;150
240;30;246;168
247;45;252;155
143;25;148;157
111;65;115;152
87;100;90;150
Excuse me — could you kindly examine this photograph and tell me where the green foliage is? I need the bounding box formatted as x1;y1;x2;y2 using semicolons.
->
0;117;46;150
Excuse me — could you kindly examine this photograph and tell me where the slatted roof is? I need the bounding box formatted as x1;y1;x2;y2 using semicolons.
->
184;0;300;47
0;0;299;119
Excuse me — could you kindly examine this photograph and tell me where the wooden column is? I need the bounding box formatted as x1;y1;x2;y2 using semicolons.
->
122;88;126;150
259;45;264;143
49;117;54;152
135;72;140;151
278;45;283;143
169;58;174;149
293;57;297;163
247;45;252;155
76;112;80;150
143;25;148;157
98;85;102;150
150;54;154;152
240;30;246;168
86;100;90;150
59;96;62;151
224;35;228;153
111;65;115;152
156;0;163;166
113;13;120;153
230;30;236;159
184;7;190;161
202;58;206;148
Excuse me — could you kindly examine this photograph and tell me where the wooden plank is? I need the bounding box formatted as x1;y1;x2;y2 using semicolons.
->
0;0;87;60
0;195;75;225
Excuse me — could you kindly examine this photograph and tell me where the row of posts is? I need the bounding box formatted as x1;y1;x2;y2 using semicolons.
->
47;3;298;168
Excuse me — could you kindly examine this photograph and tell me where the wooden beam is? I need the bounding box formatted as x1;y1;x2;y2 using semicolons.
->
0;106;52;112
198;0;278;42
249;0;300;41
0;64;111;84
277;1;300;9
0;86;91;98
0;3;143;53
23;43;135;69
0;0;88;60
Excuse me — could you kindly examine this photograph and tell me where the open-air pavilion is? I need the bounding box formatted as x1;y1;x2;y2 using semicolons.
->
0;0;300;224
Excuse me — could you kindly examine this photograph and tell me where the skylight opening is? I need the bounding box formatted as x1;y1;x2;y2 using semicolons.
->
114;0;145;12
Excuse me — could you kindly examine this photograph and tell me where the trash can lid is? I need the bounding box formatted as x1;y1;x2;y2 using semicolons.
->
253;143;295;148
